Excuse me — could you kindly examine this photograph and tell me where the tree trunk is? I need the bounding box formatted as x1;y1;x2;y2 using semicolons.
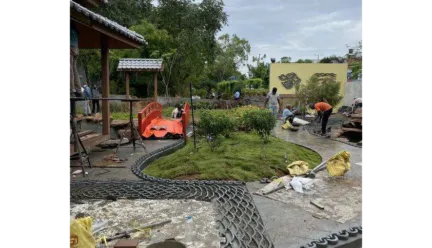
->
165;84;169;97
84;66;90;86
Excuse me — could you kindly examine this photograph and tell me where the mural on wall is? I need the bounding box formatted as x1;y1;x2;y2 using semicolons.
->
312;73;337;82
278;72;301;89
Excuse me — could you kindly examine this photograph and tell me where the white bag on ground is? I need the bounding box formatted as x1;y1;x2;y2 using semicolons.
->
290;177;317;193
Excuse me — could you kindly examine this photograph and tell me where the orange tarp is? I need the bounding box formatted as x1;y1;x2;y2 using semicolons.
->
142;117;183;138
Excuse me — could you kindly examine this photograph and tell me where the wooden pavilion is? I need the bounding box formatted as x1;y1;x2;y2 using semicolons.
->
117;58;164;100
70;0;146;138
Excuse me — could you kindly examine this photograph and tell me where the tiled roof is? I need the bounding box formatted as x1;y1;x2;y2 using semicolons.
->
117;59;163;71
70;1;146;45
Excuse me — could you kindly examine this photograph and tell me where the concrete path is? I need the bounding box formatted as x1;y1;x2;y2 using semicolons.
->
247;122;362;248
71;139;178;181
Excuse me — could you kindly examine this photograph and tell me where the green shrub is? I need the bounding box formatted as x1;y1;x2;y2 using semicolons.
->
197;110;236;151
243;109;276;143
230;105;261;130
193;88;207;98
217;80;246;95
244;78;263;89
243;88;267;97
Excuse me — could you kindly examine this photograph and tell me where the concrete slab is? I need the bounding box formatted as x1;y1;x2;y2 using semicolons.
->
245;122;362;248
70;199;220;248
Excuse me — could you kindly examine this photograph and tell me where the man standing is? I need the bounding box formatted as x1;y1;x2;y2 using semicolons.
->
91;84;100;114
234;90;240;101
309;101;333;135
264;87;281;118
83;84;92;116
353;97;362;113
70;23;82;97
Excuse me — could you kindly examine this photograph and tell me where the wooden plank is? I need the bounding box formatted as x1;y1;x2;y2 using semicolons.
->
101;35;110;136
78;130;96;137
125;72;130;99
341;127;362;133
349;114;363;119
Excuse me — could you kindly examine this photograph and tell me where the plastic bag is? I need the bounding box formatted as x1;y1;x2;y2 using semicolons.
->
70;217;96;248
326;151;351;176
290;177;317;193
287;161;310;176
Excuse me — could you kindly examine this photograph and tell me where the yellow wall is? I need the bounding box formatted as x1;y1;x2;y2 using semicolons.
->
269;63;348;109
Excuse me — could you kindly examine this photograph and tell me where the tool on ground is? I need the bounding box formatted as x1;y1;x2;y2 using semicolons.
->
305;160;328;178
310;200;325;210
103;219;172;243
262;185;285;195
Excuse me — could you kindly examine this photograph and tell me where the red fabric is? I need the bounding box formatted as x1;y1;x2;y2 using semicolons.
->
142;117;183;138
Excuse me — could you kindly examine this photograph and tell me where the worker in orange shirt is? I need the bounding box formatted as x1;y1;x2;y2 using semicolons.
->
309;101;333;135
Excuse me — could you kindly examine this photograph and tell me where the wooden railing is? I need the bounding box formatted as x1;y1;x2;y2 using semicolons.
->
137;102;162;136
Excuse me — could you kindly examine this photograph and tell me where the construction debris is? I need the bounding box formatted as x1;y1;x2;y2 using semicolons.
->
310;200;325;210
103;154;128;163
336;107;362;143
255;175;292;195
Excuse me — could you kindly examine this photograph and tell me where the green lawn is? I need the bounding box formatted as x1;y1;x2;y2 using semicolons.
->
144;132;322;181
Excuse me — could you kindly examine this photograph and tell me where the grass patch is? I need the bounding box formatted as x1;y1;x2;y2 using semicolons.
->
111;112;130;120
144;132;321;181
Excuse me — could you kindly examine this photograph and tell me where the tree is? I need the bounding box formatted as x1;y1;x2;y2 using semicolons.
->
210;34;251;82
350;40;362;79
320;55;345;63
77;50;101;85
96;0;153;27
151;0;228;96
247;54;270;88
296;59;312;64
295;75;343;111
280;56;292;63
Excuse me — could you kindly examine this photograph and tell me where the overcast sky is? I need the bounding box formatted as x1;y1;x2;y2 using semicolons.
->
154;0;362;73
220;0;362;72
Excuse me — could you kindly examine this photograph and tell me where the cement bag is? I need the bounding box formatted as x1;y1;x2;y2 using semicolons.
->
282;120;293;130
70;217;96;248
287;161;310;176
326;151;351;176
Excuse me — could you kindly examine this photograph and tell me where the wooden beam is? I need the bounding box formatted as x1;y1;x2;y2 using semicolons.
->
125;72;130;99
92;23;141;49
70;14;142;49
154;72;158;101
101;35;110;135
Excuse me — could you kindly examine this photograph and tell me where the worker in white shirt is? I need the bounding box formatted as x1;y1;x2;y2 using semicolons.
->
353;97;362;113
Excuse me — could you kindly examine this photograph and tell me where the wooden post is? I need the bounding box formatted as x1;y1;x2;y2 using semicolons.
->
125;72;130;99
154;72;158;101
101;35;110;136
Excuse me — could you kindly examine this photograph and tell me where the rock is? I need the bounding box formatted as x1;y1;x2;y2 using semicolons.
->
97;138;130;148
